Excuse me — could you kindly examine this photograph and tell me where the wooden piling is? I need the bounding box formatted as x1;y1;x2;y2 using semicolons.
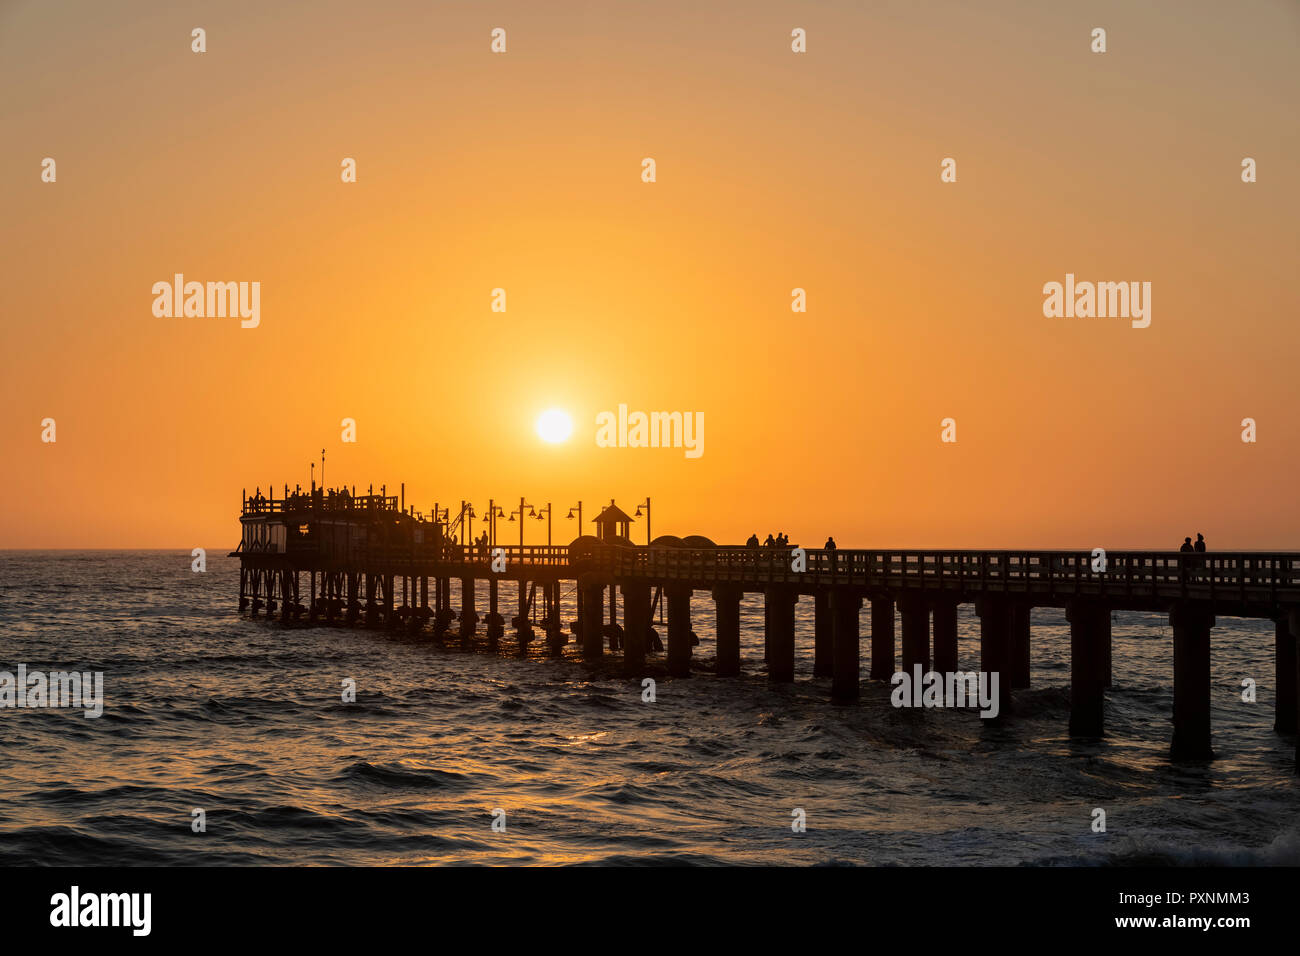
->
976;597;1013;718
765;586;797;682
813;590;833;678
1290;608;1300;773
1067;600;1107;737
1274;613;1297;734
621;583;651;677
932;599;958;674
1170;602;1214;761
487;578;502;649
713;585;742;677
870;596;894;680
580;578;604;660
1010;602;1031;689
666;585;692;677
460;577;476;646
899;595;930;675
831;589;862;703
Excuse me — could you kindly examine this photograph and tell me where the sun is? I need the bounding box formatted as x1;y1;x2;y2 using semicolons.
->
535;408;574;444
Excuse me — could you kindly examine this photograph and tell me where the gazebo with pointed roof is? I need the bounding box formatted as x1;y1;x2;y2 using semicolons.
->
592;499;635;542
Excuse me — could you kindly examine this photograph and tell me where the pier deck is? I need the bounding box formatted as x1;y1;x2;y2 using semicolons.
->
232;485;1300;768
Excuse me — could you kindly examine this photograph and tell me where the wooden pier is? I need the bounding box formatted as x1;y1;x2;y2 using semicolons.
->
232;485;1300;768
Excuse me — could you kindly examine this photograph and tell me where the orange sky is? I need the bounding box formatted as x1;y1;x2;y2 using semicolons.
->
2;0;1298;549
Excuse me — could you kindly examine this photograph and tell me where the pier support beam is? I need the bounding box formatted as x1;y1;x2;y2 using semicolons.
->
459;578;476;645
545;582;565;656
899;595;930;675
870;596;894;680
666;585;692;678
765;587;798;683
1010;603;1032;689
932;599;959;675
1101;611;1113;688
1067;600;1108;737
1289;608;1300;773
621;583;651;677
1275;612;1297;734
364;574;378;628
713;586;743;677
831;589;862;704
1170;603;1214;762
487;578;502;649
813;591;833;678
580;579;604;661
976;597;1013;718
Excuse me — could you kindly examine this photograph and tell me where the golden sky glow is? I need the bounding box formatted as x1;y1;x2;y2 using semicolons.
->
2;0;1298;549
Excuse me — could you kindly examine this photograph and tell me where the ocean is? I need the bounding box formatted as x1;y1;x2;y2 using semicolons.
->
1;550;1297;866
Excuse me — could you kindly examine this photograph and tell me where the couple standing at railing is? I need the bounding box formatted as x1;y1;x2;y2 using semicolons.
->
1180;533;1208;579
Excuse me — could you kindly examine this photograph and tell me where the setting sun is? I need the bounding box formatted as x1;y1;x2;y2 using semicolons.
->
536;408;574;444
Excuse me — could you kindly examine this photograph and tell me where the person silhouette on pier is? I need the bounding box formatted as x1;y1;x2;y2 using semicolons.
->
764;533;776;548
824;536;836;550
1191;532;1208;581
1180;537;1194;553
746;533;759;548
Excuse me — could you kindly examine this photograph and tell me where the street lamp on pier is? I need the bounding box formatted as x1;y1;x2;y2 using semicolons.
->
534;502;553;546
566;501;583;540
507;498;536;550
634;497;651;545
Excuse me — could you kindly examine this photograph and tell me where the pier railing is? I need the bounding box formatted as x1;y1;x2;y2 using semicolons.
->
242;492;400;515
578;547;1300;606
233;529;1300;607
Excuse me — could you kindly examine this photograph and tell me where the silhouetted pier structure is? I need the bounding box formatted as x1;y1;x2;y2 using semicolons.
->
233;484;1300;767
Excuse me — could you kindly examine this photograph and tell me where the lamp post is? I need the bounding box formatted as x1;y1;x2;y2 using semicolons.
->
508;498;536;550
535;502;553;546
566;501;583;541
634;497;651;545
484;499;506;546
